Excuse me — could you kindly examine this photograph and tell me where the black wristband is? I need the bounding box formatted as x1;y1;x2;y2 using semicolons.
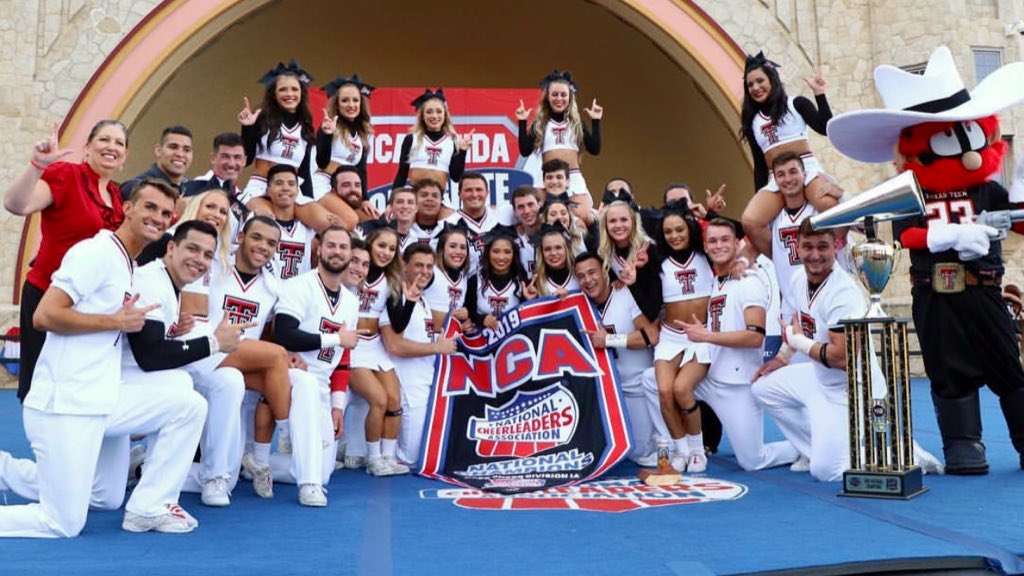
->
819;343;831;368
639;328;652;348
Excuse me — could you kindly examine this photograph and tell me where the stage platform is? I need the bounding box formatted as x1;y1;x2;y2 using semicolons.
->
0;379;1021;576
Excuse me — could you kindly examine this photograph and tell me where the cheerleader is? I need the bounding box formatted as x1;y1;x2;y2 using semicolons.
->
527;224;580;299
465;225;528;331
136;187;233;268
315;74;378;221
348;225;410;476
238;60;336;231
423;224;471;333
540;194;596;255
738;52;841;255
517;70;602;215
652;209;715;473
597;200;660;321
393;89;470;192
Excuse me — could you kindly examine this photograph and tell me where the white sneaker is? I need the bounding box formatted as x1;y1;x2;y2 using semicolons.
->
123;504;195;533
789;455;811;472
386;458;411;475
127;444;146;490
241;453;273;498
344;455;367;469
168;503;198;528
913;443;945;475
687;451;708;473
367;457;408;477
670;453;689;473
201;477;231;507
635;451;659;467
298;484;327;507
277;435;292;455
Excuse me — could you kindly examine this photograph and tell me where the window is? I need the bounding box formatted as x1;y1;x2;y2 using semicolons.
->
901;63;927;76
973;49;1002;84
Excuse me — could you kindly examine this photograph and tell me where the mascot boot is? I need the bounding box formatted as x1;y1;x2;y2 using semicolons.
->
999;387;1024;470
932;390;988;474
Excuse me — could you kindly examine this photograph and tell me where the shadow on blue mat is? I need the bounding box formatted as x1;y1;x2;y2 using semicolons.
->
0;379;1020;576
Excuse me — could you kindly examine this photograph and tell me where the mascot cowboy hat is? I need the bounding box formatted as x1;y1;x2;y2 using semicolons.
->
827;46;1024;163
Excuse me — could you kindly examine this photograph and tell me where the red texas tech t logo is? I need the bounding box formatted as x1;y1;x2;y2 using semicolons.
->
222;296;259;325
675;269;697;295
489;297;509;318
799;311;816;338
708;295;726;332
276;241;306;279
318;318;344;363
778;227;801;265
426;146;442;165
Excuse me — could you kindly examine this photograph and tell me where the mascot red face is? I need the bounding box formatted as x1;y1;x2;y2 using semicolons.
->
896;115;1007;193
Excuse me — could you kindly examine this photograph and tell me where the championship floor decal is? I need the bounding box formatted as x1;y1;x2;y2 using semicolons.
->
419;477;749;512
418;294;632;494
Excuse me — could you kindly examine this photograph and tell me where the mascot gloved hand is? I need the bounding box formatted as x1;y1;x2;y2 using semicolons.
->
828;46;1024;474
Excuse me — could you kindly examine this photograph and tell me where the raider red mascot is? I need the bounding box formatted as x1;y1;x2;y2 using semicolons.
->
828;46;1024;474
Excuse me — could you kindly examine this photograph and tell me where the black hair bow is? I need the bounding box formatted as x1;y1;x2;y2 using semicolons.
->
259;59;313;87
543;192;579;209
530;221;571;248
358;215;397;237
323;74;375;98
411;88;446;109
744;51;780;73
539;69;578;93
482;223;518;244
602;187;635;207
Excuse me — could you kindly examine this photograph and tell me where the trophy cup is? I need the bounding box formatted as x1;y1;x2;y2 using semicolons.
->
811;171;928;499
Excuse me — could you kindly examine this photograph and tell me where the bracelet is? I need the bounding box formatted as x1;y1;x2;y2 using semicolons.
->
29;159;46;172
605;333;628;348
819;343;831;368
639;328;652;349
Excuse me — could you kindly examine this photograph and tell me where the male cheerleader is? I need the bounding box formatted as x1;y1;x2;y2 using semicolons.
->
676;218;799;471
380;244;458;466
444;172;513;274
270;226;362;505
264;164;317;280
0;180;207;537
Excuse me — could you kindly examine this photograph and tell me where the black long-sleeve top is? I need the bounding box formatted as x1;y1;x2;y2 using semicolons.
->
518;112;601;157
314;127;369;191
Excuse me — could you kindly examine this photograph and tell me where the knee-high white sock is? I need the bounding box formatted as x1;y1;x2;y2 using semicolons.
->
382;438;397;459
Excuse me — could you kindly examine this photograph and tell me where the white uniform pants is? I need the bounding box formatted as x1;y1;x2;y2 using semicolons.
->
695;376;799;471
639;367;672;444
181;366;246;492
752;363;849;482
269;370;335;486
398;404;428;467
0;451;38;501
342;393;369;458
0;368;206;538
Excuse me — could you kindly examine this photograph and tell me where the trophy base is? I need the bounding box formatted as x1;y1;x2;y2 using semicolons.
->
638;465;682;487
839;467;927;500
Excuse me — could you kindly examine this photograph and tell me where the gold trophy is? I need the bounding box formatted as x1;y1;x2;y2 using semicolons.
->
811;172;928;499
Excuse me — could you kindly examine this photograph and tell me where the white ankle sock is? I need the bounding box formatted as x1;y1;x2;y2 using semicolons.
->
687;433;704;453
254;442;271;467
672;437;687;455
382;438;397;458
367;441;382;460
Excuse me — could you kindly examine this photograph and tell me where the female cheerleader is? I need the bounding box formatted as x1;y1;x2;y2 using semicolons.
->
528;224;579;299
597;200;660;321
652;209;715;473
465;225;528;331
238;60;335;230
315;74;377;219
738;52;841;254
348;225;411;476
540;194;596;254
423;224;471;334
517;70;602;216
393;89;470;192
137;187;232;267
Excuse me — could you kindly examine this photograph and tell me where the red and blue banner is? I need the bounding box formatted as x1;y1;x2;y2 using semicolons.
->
418;294;632;494
310;87;539;211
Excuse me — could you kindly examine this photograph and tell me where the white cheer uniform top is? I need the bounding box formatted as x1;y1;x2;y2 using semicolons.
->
752;97;810;153
381;297;436;407
329;130;364;167
185;259;279;339
542;118;579;153
269;218;316;280
660;251;714;303
123;260;183;370
705;274;768;385
595;286;651;384
790;267;866;385
256;123;309;167
277;270;360;383
26;230;134;415
408;133;456;174
424;266;468;317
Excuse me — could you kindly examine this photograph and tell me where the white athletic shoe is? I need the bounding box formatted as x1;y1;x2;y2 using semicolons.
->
201;477;231;507
635;451;659;468
670;453;689;473
298;484;328;507
367;457;408;476
168;503;198;528
789;455;811;472
914;443;945;475
386;458;411;475
127;444;146;490
687;451;708;473
122;504;196;533
241;453;273;498
344;456;367;469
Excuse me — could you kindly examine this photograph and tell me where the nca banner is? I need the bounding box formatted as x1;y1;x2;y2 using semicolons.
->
418;294;632;494
308;87;539;211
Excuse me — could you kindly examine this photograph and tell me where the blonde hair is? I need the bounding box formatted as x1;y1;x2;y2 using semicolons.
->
533;230;576;297
531;81;584;153
180;189;232;271
597;201;648;273
326;86;374;150
410;97;458;152
366;227;403;302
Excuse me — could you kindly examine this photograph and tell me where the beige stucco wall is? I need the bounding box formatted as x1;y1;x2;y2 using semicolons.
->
1;0;1023;382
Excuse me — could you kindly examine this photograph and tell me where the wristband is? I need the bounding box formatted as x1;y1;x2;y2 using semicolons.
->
639;328;653;349
207;335;220;355
605;333;628;348
321;333;340;349
819;343;831;368
330;391;349;411
29;159;46;172
746;324;766;335
784;325;814;355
